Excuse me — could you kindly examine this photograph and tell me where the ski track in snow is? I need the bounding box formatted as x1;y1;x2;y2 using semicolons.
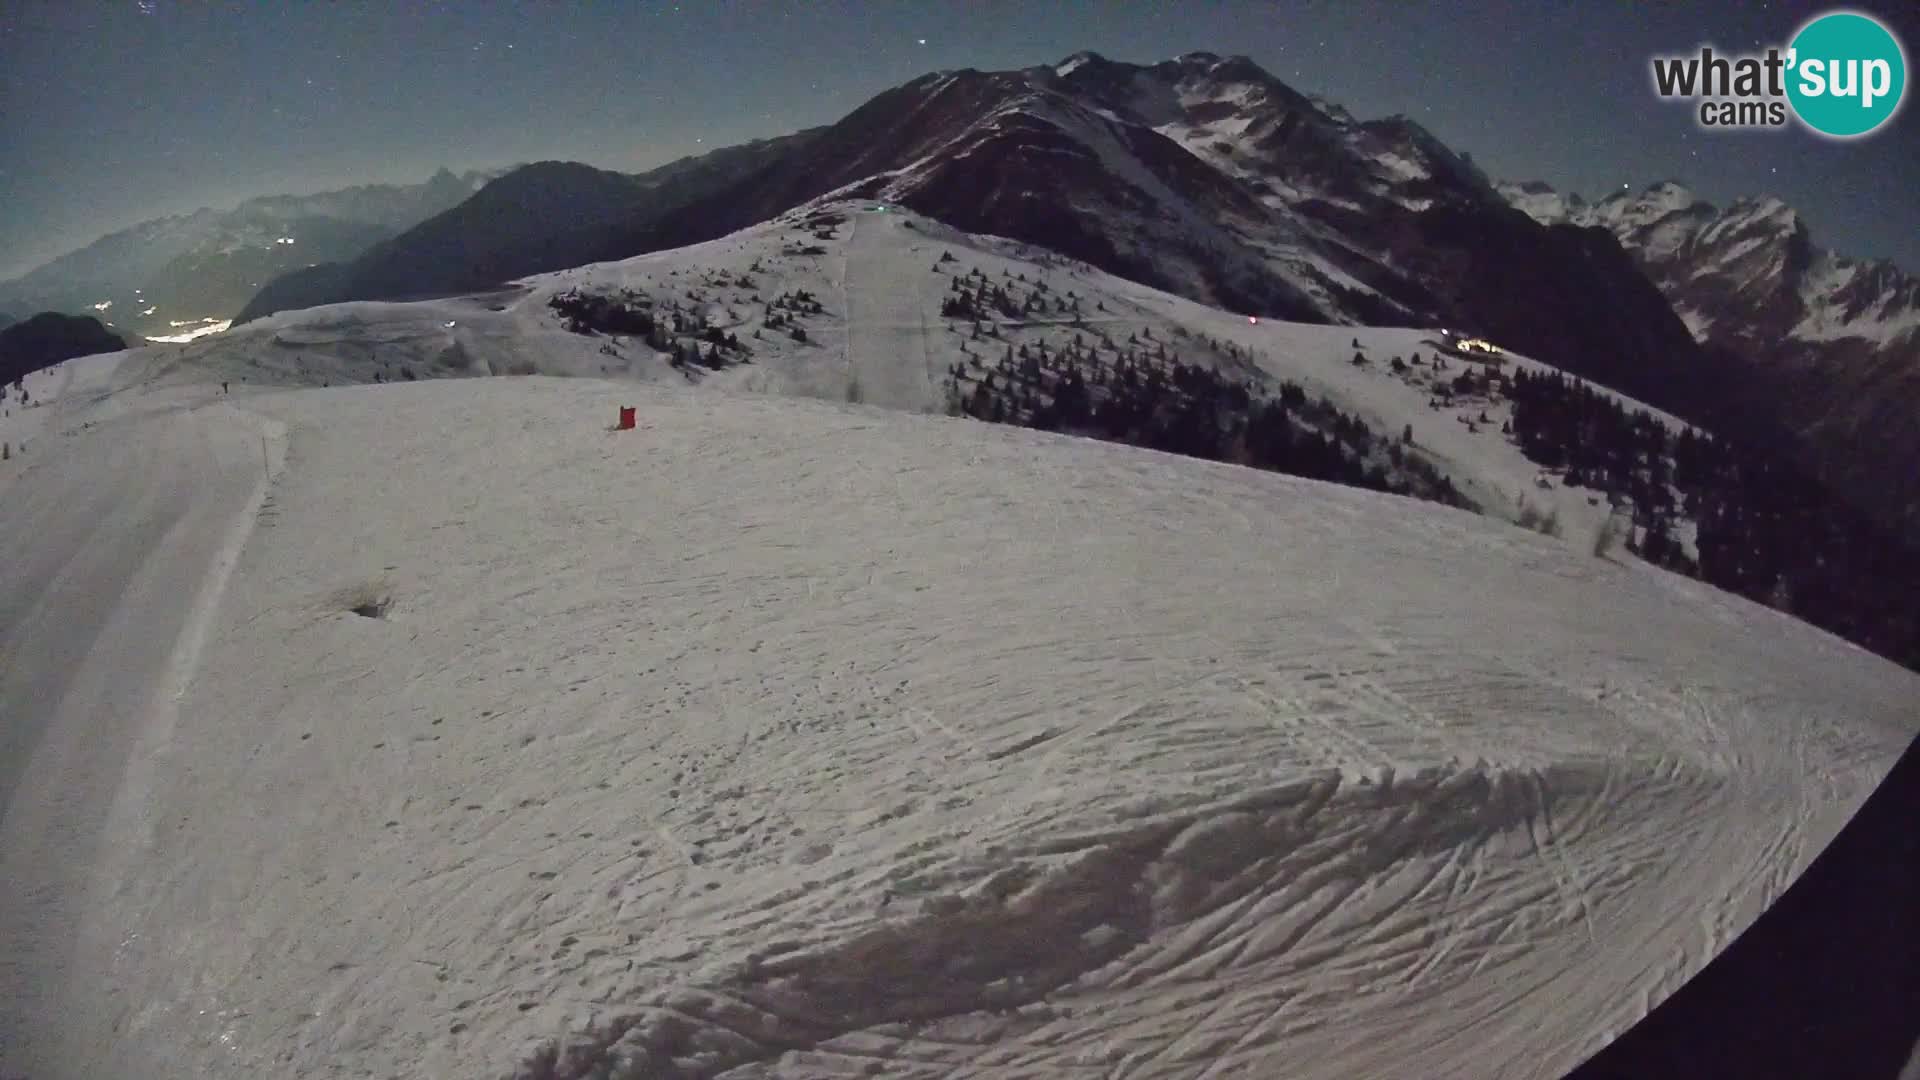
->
0;370;1911;1080
0;206;1916;1079
0;361;283;1074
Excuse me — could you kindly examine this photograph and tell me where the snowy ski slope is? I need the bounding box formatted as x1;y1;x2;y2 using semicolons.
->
3;203;1917;1077
1;357;1915;1078
88;200;1687;550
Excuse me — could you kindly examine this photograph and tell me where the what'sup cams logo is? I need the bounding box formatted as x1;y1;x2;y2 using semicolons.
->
1652;9;1907;138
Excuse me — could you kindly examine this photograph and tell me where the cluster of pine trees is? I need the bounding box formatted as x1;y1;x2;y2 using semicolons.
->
549;288;755;374
1505;367;1920;671
939;266;1092;324
944;334;1467;510
760;290;821;342
548;288;657;338
1506;369;1691;569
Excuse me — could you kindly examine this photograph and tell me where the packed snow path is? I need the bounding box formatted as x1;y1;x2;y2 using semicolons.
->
834;209;943;411
0;374;1914;1080
0;374;282;1073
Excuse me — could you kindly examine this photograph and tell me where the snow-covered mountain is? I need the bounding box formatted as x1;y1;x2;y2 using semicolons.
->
3;241;1916;1078
1499;179;1591;227
0;168;499;337
237;53;1708;440
140;200;1701;550
632;49;1684;358
1501;179;1920;350
3;46;1915;1079
1499;179;1920;539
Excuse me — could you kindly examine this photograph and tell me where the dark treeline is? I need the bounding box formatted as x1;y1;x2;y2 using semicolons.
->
934;262;1465;508
549;287;658;338
943;330;1469;511
1506;367;1920;672
548;286;756;375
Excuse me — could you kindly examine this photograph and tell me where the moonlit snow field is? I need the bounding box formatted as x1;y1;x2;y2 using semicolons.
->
1;207;1914;1079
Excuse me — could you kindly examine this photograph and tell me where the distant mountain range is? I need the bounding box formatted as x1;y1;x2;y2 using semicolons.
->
234;138;808;324
1500;179;1920;541
0;168;500;338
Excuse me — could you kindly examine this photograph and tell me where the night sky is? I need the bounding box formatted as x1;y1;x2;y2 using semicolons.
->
3;0;1917;280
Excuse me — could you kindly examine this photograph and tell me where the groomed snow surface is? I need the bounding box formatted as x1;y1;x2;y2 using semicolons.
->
2;207;1917;1079
3;369;1916;1080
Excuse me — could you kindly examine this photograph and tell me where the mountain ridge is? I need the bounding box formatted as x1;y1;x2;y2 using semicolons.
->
234;136;815;324
1498;177;1920;540
235;51;1707;444
223;52;1912;537
0;168;501;338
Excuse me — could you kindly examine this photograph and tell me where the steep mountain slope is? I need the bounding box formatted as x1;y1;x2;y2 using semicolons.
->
236;53;1709;428
610;61;1357;321
234;137;816;325
0;169;495;338
868;56;1720;423
1501;179;1920;539
0;313;128;387
1502;180;1920;353
611;50;1696;368
3;354;1915;1080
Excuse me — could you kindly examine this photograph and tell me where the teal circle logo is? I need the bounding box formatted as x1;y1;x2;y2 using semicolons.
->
1786;10;1907;138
